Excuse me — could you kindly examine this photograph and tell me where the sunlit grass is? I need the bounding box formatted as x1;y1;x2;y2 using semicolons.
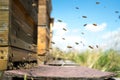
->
51;48;120;77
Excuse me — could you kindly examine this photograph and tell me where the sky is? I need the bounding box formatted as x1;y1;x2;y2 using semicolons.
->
51;0;120;51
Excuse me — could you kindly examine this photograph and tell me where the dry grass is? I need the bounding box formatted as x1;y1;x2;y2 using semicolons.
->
51;48;120;77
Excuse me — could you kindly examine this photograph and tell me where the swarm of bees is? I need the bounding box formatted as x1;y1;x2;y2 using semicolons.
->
50;1;116;52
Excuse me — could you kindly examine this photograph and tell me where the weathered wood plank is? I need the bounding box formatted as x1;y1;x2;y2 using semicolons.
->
0;25;37;52
37;27;50;55
0;0;38;70
0;47;8;70
19;0;38;24
11;12;34;38
0;46;37;62
10;17;34;45
0;4;9;31
9;47;37;62
0;30;8;46
11;0;38;44
0;60;7;70
11;0;37;26
0;3;9;46
0;23;37;51
10;35;37;52
0;0;37;50
0;0;9;6
38;5;47;26
3;65;116;80
11;1;35;35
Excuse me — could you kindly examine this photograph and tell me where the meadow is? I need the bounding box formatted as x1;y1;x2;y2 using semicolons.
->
51;48;120;77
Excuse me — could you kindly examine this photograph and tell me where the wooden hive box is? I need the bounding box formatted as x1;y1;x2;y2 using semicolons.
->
37;0;53;56
0;0;38;70
37;27;50;55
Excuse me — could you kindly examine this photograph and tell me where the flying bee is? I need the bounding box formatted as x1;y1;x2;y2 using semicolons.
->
93;23;97;26
63;28;67;31
51;41;55;44
82;16;87;18
88;45;94;49
57;19;62;22
67;46;72;48
75;42;79;45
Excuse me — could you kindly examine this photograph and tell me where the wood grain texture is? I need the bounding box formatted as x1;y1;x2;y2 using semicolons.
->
0;0;38;70
37;27;50;55
0;47;8;70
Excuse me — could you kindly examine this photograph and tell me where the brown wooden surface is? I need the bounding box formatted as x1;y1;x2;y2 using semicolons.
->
0;47;8;70
0;46;37;62
0;0;9;70
10;32;37;52
0;47;9;60
39;0;47;5
4;65;115;79
11;0;37;44
0;0;38;70
11;0;37;27
9;47;37;62
37;0;53;56
37;27;50;55
38;5;47;26
0;0;9;46
0;11;9;29
19;0;38;24
0;30;8;46
0;60;8;70
0;0;9;29
0;0;9;6
0;0;38;50
39;0;52;14
38;0;52;29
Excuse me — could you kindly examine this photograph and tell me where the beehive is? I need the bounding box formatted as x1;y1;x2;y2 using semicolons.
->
37;0;53;55
37;0;54;64
0;0;38;70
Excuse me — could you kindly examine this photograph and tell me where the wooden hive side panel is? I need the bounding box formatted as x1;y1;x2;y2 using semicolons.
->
19;0;38;24
37;27;50;55
0;0;9;46
0;47;9;70
38;5;47;26
8;0;38;52
9;47;37;62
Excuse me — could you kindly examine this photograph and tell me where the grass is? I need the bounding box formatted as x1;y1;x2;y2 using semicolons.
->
51;48;120;77
24;74;27;80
